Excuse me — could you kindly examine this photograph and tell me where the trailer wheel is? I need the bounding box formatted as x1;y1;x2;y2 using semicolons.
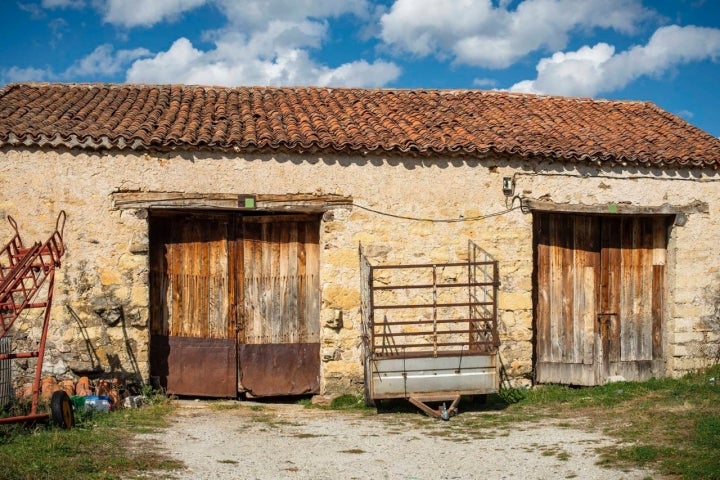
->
50;391;75;429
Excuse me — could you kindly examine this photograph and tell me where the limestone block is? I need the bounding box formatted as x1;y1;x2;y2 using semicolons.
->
113;286;130;301
673;317;699;333
322;285;360;309
325;249;358;269
131;284;149;307
673;331;705;344
498;291;532;311
671;344;692;357
128;231;149;254
353;231;376;244
99;268;121;286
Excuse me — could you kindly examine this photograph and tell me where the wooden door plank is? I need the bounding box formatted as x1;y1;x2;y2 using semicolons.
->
573;217;598;365
652;264;664;359
560;218;574;363
619;218;636;362
651;217;667;359
229;217;241;341
287;223;299;343
549;216;563;363
638;218;654;360
304;220;320;342
535;214;551;364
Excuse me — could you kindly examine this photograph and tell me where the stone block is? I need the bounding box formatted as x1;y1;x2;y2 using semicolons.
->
325;249;358;269
322;285;360;309
673;331;705;344
498;291;532;311
98;268;121;286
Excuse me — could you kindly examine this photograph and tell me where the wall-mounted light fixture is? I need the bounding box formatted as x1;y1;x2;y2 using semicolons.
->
502;177;515;197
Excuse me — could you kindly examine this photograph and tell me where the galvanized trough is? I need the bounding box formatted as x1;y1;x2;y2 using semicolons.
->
361;242;500;419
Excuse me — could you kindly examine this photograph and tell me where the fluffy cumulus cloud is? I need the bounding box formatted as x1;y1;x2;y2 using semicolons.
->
215;0;370;30
0;66;54;84
379;0;651;68
123;0;399;87
1;45;151;84
101;0;210;28
65;44;152;77
96;0;369;29
510;25;720;96
125;35;400;87
30;0;397;87
41;0;85;8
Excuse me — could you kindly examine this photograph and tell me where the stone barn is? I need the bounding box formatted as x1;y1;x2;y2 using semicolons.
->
0;82;719;398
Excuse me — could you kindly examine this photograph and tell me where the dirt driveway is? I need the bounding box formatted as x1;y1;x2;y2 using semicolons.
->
135;400;655;480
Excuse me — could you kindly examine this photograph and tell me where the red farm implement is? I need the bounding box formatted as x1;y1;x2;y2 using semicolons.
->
0;211;74;427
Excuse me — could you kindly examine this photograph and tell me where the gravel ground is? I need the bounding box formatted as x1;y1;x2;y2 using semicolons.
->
134;400;656;480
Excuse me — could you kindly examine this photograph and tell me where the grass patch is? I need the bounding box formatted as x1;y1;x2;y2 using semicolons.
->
500;364;720;480
329;394;366;410
0;396;181;480
209;402;241;411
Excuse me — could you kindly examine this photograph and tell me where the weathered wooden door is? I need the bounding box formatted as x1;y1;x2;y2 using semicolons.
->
149;213;237;397
238;215;320;397
150;212;320;398
535;213;669;385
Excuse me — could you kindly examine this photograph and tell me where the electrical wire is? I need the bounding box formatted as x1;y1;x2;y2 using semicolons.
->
351;196;525;223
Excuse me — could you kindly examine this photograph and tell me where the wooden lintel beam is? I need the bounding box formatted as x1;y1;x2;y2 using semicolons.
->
112;191;353;212
525;199;708;216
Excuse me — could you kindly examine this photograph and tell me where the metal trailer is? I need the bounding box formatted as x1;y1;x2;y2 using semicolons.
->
361;243;500;419
0;212;73;428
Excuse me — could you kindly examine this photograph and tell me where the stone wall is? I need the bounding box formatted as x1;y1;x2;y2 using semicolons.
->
0;147;718;395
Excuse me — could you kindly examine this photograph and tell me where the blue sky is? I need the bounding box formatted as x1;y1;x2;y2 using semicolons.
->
1;0;719;137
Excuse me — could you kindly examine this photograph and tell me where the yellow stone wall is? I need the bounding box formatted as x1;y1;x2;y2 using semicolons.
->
1;147;719;393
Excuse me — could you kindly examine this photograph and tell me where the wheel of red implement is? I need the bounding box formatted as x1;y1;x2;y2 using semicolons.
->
50;390;75;429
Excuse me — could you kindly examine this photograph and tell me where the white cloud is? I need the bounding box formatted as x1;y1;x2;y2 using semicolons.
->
65;44;152;77
315;59;400;87
0;66;54;84
123;1;398;87
510;25;720;97
379;0;652;68
1;44;151;84
96;0;368;29
215;0;369;30
472;78;497;88
125;35;400;87
16;0;397;88
101;0;209;28
41;0;85;8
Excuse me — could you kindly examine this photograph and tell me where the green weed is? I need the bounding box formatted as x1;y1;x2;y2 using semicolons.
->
0;402;181;480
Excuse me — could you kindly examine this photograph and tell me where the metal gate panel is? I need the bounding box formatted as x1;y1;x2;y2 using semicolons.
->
150;335;237;398
238;343;319;397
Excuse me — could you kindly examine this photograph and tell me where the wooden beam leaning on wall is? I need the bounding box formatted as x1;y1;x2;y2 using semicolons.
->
112;191;353;213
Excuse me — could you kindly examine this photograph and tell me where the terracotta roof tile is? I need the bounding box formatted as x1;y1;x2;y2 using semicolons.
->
0;82;719;168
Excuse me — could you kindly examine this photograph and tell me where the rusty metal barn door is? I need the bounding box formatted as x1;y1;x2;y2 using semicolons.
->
535;213;669;386
237;215;320;397
149;213;238;397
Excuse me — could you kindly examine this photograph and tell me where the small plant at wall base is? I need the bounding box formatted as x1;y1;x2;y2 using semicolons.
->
497;385;530;405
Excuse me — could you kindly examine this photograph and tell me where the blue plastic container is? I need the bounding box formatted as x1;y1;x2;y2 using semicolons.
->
83;395;112;412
